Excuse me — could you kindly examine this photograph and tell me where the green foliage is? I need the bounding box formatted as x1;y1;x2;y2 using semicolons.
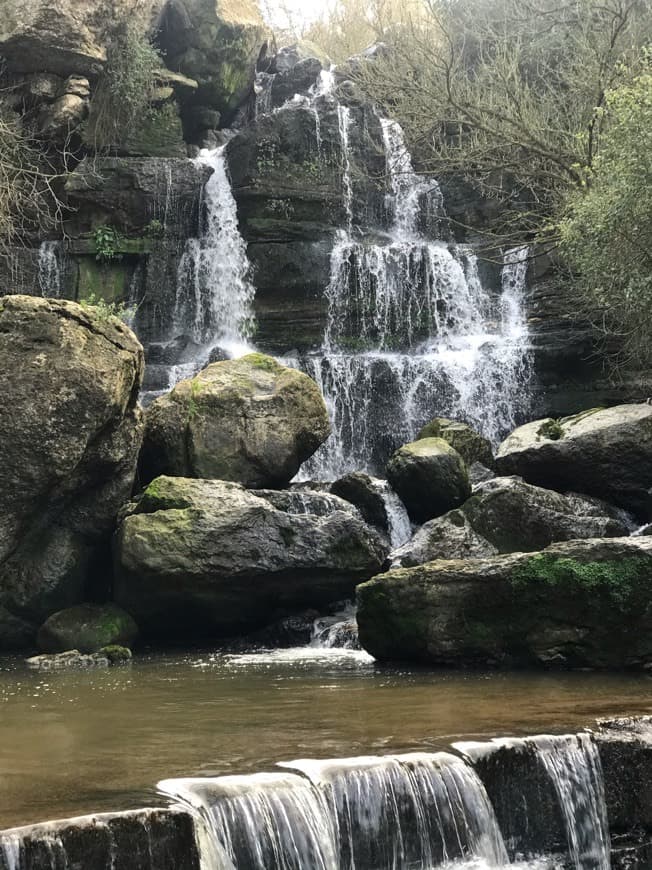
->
85;20;163;151
92;225;124;262
145;218;164;238
537;419;565;441
79;292;135;323
560;59;652;368
510;554;649;609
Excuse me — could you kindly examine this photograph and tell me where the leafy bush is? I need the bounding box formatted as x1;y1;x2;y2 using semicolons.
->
92;225;124;262
79;292;135;323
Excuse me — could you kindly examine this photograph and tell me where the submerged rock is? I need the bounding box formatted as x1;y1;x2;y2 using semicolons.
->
417;418;494;468
0;295;143;650
496;404;652;517
26;649;111;670
37;603;138;654
114;476;387;640
358;536;652;668
140;354;330;489
386;438;471;523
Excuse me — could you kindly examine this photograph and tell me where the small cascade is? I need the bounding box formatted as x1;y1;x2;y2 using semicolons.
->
292;107;532;480
254;71;276;117
169;145;255;385
37;241;63;298
533;735;610;870
159;774;339;870
374;479;413;548
310;602;360;650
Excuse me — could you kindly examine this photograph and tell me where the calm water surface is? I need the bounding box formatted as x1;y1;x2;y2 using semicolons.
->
1;647;651;829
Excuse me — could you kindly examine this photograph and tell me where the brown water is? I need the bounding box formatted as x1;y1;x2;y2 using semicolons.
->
1;646;651;830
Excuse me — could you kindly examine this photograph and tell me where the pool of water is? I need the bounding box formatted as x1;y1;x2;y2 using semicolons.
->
1;647;651;829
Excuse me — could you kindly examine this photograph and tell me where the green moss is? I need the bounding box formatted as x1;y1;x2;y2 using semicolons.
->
510;554;651;609
537;418;565;440
188;378;204;421
241;352;281;372
138;478;193;513
99;645;132;664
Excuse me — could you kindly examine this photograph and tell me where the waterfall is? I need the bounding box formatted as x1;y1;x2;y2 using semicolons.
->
171;146;255;378
254;71;276;117
160;752;509;870
533;735;610;870
310;601;360;650
37;241;63;298
374;478;413;548
292;107;532;480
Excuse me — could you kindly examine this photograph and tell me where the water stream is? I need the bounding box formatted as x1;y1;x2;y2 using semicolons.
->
37;242;63;298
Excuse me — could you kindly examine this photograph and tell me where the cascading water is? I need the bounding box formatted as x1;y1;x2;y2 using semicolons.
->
37;241;63;298
294;108;532;480
168;145;255;386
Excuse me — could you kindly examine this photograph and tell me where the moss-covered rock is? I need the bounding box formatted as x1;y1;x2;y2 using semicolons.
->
114;476;387;640
496;404;652;517
357;536;652;669
386;438;471;523
37;604;138;654
0;295;144;650
417;418;494;468
139;354;330;488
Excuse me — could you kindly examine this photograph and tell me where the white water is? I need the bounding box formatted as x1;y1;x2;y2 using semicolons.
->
293;111;531;480
170;146;255;385
37;241;63;298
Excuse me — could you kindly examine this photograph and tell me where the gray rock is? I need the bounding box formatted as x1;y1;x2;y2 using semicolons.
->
114;476;388;640
390;509;498;568
0;295;144;650
416;418;494;468
139;354;330;489
358;536;652;668
386;438;471;523
330;472;393;534
496;404;652;517
26;649;111;670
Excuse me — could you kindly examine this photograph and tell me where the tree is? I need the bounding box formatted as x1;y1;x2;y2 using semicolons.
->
355;0;652;245
559;59;652;368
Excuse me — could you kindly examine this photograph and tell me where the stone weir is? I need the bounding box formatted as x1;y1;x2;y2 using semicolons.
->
2;718;651;869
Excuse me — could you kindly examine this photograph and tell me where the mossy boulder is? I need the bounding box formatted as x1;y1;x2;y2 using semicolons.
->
114;476;387;640
139;354;330;488
417;418;494;468
37;604;138;654
386;438;471;523
496;404;652;517
0;295;144;650
358;536;652;668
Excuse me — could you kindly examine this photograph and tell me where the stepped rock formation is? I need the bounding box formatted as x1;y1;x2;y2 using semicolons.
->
114;476;387;640
496;404;652;517
358;536;652;668
0;295;143;649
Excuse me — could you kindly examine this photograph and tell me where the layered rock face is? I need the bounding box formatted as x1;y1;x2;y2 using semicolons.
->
114;476;387;640
0;295;144;648
358;537;652;668
140;353;330;487
496;405;652;517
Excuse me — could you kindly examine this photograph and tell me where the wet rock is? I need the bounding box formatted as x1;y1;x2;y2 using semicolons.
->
139;354;330;489
270;57;323;108
596;717;652;835
0;295;143;650
0;808;201;869
390;509;498;568
358;536;652;668
469;462;496;486
330;472;393;534
26;649;111;670
36;603;138;654
386;438;471;523
496;404;652;517
114;476;388;641
417;418;494;468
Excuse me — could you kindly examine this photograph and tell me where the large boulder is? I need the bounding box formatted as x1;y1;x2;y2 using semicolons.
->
386;438;471;523
114;476;387;639
358;536;652;668
416;418;494;468
0;295;143;649
390;476;631;568
36;603;138;653
139;353;330;488
496;405;652;518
